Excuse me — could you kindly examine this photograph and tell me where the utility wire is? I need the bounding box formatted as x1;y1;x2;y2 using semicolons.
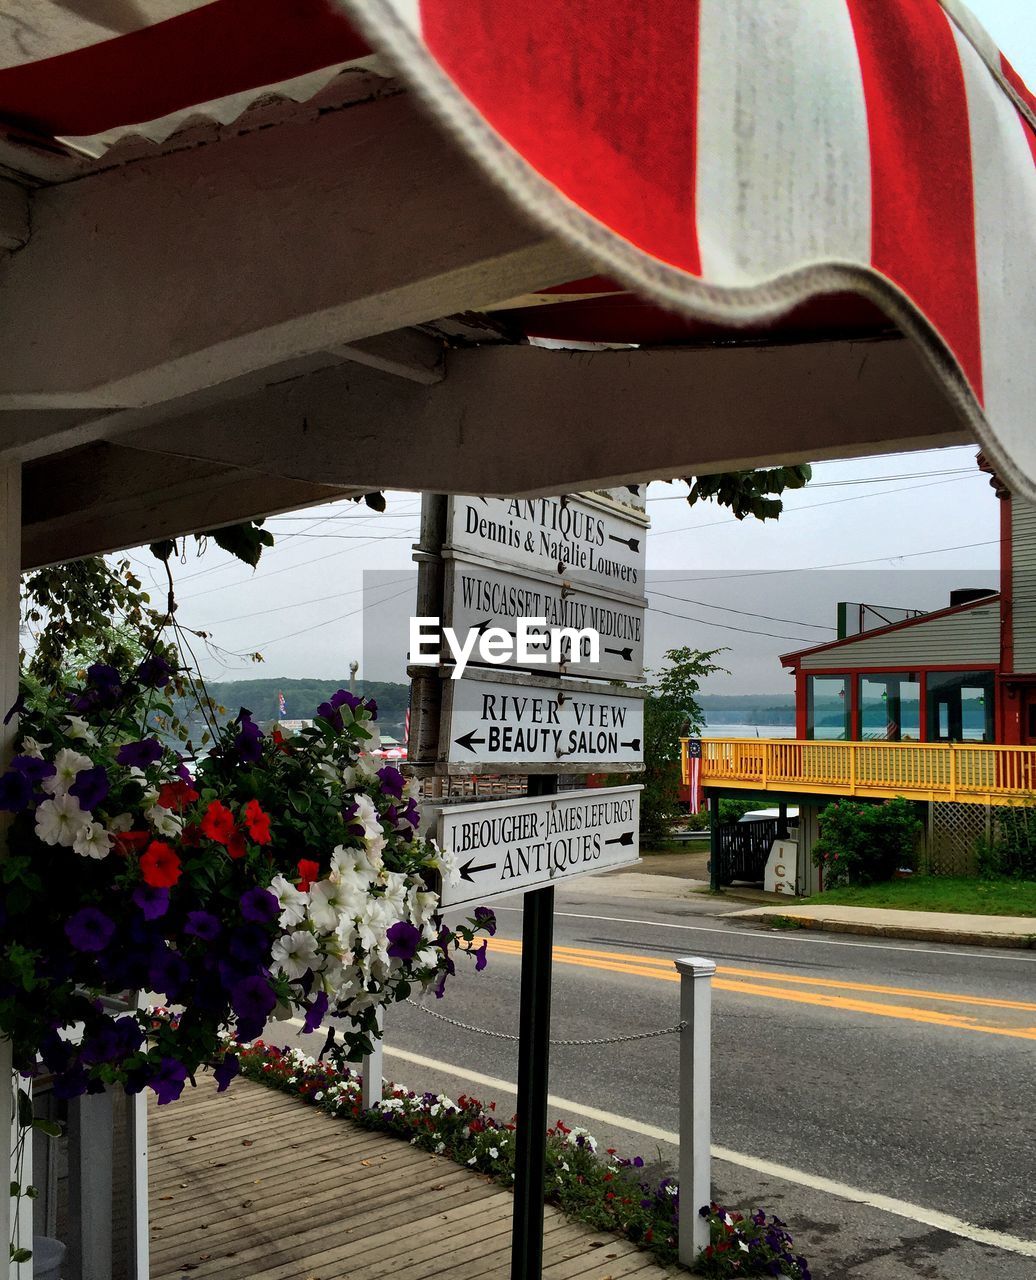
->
204;575;414;627
647;467;977;500
647;589;835;631
253;584;415;650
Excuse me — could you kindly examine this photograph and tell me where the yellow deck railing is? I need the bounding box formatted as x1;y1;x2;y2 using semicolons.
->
682;737;1036;806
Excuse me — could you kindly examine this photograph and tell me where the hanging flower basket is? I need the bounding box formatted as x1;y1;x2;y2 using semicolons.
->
0;660;491;1104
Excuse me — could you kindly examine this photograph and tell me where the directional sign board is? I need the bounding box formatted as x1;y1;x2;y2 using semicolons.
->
443;553;645;682
447;494;646;603
433;785;642;909
438;667;645;772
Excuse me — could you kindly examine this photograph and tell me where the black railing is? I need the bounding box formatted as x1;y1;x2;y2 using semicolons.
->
713;818;780;885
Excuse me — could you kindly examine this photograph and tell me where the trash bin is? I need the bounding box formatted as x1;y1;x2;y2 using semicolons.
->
32;1235;66;1279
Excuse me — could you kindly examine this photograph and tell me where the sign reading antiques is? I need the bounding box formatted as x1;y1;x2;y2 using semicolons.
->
434;785;642;909
435;668;645;771
447;494;646;602
441;554;645;681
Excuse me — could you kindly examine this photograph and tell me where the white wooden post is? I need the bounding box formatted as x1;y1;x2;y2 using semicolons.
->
675;956;716;1266
360;1008;384;1110
67;1090;113;1280
1;461;24;1280
126;1090;149;1280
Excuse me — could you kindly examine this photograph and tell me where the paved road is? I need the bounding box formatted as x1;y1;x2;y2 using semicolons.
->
281;869;1036;1279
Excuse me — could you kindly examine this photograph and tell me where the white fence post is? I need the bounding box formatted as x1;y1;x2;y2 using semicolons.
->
361;1008;384;1110
675;956;716;1266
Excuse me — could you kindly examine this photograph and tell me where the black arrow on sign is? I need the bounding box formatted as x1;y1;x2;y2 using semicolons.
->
475;619;517;638
620;738;642;751
608;534;640;552
460;856;497;881
605;831;636;847
604;646;634;661
454;731;487;753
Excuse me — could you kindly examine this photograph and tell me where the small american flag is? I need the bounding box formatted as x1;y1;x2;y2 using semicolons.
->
404;698;411;748
278;691;286;717
685;738;704;815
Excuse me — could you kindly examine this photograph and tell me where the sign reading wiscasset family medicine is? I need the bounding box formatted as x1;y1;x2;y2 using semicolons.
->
437;668;645;771
448;494;646;601
442;555;645;681
433;785;642;909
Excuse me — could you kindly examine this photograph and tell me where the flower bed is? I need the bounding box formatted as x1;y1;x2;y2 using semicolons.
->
238;1040;810;1277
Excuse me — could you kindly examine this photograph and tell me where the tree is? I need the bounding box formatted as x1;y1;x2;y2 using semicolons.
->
641;645;726;839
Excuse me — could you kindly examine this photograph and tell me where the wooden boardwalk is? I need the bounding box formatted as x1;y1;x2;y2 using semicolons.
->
149;1079;679;1279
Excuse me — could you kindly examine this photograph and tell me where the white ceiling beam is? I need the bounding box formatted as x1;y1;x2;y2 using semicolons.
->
0;93;587;414
107;336;971;497
0;179;29;253
330;328;446;385
21;443;358;569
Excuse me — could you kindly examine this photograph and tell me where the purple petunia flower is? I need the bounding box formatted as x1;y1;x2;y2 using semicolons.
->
400;798;421;828
148;948;190;1001
69;765;110;811
231;975;277;1027
0;769;32;812
85;663;123;709
51;1064;90;1100
233;709;263;763
228;926;270;967
214;1053;240;1093
365;698;378;719
136;655;173;688
184;910;221;942
116;738;163;769
3;692;26;726
10;755;57;785
239;886;279;925
149;1057;189;1105
386;920;421;962
132;884;170;920
330;689;361;712
473;940;488;972
302;991;329;1035
473;906;497;936
67;688;98;715
377;766;405;800
65;907;115;953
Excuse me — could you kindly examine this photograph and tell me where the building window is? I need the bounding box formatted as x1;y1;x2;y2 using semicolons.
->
925;671;995;743
859;674;921;741
807;675;850;740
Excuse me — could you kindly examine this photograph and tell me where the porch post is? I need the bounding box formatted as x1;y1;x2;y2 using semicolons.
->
1;462;23;1279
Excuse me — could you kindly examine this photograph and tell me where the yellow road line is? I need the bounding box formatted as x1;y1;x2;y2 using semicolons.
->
485;938;1036;1041
487;937;1036;1013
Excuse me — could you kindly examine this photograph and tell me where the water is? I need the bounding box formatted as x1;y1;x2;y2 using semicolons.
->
701;723;797;738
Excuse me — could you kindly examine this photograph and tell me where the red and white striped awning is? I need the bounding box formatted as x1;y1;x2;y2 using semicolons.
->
1;1;1033;498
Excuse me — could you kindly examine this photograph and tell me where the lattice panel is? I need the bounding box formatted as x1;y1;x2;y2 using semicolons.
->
926;802;990;876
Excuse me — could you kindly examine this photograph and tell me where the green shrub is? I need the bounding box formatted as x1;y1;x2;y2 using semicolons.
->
976;804;1036;879
812;797;922;887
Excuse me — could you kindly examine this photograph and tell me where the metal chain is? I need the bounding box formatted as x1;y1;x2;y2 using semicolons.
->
404;998;686;1046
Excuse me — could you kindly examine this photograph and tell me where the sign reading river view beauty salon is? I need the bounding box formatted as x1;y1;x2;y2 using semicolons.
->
439;668;645;771
433;785;642;909
447;494;646;603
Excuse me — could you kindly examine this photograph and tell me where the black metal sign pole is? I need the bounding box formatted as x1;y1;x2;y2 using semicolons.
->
510;773;557;1280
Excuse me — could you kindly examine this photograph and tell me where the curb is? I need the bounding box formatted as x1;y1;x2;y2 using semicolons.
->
729;911;1036;949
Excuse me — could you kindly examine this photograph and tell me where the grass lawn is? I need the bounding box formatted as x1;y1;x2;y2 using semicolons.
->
800;876;1036;917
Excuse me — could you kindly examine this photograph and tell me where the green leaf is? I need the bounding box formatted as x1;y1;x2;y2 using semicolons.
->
148;539;176;562
32;1118;62;1138
288;791;312;814
16;1088;33;1129
204;521;275;569
10;1247;32;1263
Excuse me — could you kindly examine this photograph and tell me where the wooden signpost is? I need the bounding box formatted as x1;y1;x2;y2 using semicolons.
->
407;490;648;1280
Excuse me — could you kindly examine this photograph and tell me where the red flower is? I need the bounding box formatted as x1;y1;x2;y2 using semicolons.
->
201;800;236;844
140;840;182;888
297;858;320;891
226;829;247;860
243;798;272;845
157;779;200;811
112;830;150;857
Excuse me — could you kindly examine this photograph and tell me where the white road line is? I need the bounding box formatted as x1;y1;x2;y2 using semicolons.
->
492;905;1036;963
293;1035;1035;1260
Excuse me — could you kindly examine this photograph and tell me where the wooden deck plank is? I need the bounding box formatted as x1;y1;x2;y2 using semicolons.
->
149;1079;678;1280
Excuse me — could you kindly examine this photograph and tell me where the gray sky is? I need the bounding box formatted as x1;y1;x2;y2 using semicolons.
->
124;0;1029;699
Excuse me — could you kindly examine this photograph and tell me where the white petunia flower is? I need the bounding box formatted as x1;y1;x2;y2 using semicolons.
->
146;803;182;838
408;888;440;928
271;930;321;981
351;792;384;841
108;812;134;833
270;874;307;928
308;880;344;933
403;777;422;803
429;840;460;887
415;947;438;971
19;736;49;759
64;716;97;745
42;748;94;797
72;821;112;860
489;1147;499;1160
341;753;382;788
35;793;88;847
